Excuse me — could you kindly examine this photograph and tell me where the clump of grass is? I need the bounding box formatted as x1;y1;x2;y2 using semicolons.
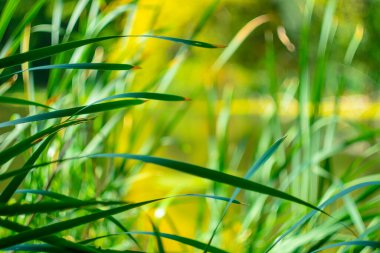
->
0;0;379;252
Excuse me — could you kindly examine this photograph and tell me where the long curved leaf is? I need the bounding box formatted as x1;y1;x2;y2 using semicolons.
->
3;153;324;213
0;119;88;165
90;153;324;213
0;219;102;253
0;63;140;80
81;231;228;253
0;99;144;128
2;244;144;253
0;96;52;109
14;189;141;249
0;92;188;128
0;193;239;249
0;199;159;249
0;135;55;204
0;35;224;69
310;240;380;252
266;181;380;252
0;200;126;216
205;137;286;251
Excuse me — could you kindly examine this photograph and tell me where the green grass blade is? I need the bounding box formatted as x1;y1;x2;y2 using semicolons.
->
92;92;189;103
2;152;319;211
81;232;228;253
0;200;125;216
0;0;21;42
0;35;224;69
0;219;103;253
15;189;78;200
2;244;67;253
2;244;144;253
0;63;140;80
90;153;323;213
0;99;144;128
0;119;88;165
149;218;165;253
205;137;286;251
15;190;241;206
0;0;46;58
0;96;52;109
310;240;380;252
0;199;160;249
0;92;188;128
14;189;142;249
266;181;380;252
0;135;54;204
0;193;236;249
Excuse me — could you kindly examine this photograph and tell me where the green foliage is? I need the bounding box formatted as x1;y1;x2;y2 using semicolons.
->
0;0;379;252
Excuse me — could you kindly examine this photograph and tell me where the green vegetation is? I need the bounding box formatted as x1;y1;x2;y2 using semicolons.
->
0;0;379;252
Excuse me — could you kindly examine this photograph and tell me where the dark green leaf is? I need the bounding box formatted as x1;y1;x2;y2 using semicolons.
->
0;99;144;128
0;135;55;204
0;63;140;80
310;240;380;252
0;35;224;69
0;200;126;216
0;119;88;165
90;153;324;213
81;232;228;253
266;181;380;252
0;96;52;109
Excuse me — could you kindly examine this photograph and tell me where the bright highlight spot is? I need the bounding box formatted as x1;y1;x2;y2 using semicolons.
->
154;208;166;218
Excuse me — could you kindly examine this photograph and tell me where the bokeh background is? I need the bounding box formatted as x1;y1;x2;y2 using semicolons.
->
1;0;380;252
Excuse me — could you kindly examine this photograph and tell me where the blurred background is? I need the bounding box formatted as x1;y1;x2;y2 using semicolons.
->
1;0;380;252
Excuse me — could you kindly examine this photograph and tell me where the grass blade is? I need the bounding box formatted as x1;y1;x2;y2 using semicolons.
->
0;0;21;42
310;240;380;252
0;135;54;203
0;119;88;165
0;35;224;69
2;152;320;212
0;219;102;253
0;92;188;128
0;63;140;80
90;153;324;213
0;96;52;109
81;232;228;253
14;189;142;249
266;181;380;252
0;100;144;128
0;200;125;216
205;137;286;251
2;244;67;253
0;199;159;249
0;193;238;249
148;218;165;253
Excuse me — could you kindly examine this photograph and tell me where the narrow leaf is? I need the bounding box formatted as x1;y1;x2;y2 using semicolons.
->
266;181;380;252
0;219;102;253
0;35;224;69
310;240;380;252
0;63;139;80
0;200;125;216
81;232;228;253
0;119;88;165
0;135;55;204
91;153;324;213
205;136;286;251
0;96;52;109
0;99;144;128
0;193;239;249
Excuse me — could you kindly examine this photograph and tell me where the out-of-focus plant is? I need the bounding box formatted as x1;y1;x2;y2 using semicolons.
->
0;0;379;252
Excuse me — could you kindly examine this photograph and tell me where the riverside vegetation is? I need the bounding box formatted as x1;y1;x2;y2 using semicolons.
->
0;0;379;252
